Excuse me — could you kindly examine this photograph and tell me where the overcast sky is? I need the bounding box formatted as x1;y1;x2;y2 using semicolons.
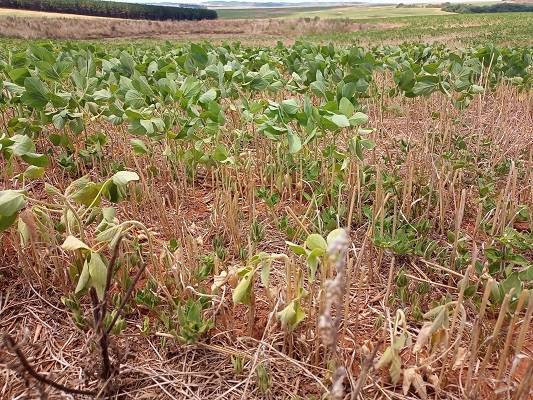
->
111;0;470;3
112;0;481;3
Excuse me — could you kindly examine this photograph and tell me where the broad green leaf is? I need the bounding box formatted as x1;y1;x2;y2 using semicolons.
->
330;114;350;128
130;139;149;155
10;134;35;156
350;112;368;126
339;97;354;117
327;228;347;245
71;182;102;207
191;44;208;67
501;272;521;296
125;89;145;108
287;129;302;154
277;299;306;331
96;225;122;243
0;190;26;216
199;88;217;104
281;99;299;115
0;213;17;232
260;260;271;289
307;253;319;283
413;76;439;96
23;166;45;180
21;152;49;167
93;89;112;101
376;346;393;369
21;77;49;109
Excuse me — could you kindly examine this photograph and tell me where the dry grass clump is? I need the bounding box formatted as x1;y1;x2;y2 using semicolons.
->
0;15;380;40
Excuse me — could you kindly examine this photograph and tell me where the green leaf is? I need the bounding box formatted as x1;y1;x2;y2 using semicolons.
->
390;351;401;384
88;252;107;300
330;114;350;128
413;76;439;96
277;299;306;331
10;134;35;156
376;346;393;369
125;89;145;108
71;182;102;207
286;241;306;256
502;272;521;297
21;77;49;109
518;265;533;282
191;44;208;67
339;97;354;117
0;213;17;232
281;99;299;115
327;228;346;245
199;88;217;104
307;252;319;283
130;139;149;155
21;152;49;167
23;166;45;180
287;129;302;154
96;225;122;243
260;260;271;289
93;89;112;101
0;190;26;216
350;112;368;126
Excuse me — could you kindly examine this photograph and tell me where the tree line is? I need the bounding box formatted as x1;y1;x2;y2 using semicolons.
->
442;2;533;14
0;0;218;20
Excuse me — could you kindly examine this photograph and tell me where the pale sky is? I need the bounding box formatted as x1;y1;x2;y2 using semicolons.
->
113;0;484;3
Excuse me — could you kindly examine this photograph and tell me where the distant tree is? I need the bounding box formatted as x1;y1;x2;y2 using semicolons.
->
0;0;218;20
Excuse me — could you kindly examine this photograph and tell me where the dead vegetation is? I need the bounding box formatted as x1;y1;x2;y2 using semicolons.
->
0;15;379;40
1;79;532;398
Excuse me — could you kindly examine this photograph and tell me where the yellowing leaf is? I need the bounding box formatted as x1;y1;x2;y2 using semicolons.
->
376;346;393;369
402;367;416;395
232;269;254;305
413;322;433;354
453;347;468;370
305;233;327;252
61;235;91;251
277;298;306;331
412;370;427;400
75;260;90;293
390;351;401;384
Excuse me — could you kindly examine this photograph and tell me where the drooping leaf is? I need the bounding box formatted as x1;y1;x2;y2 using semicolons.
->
305;233;327;252
88;252;107;300
0;190;26;216
287;129;302;154
61;235;91;252
112;170;140;186
75;260;90;294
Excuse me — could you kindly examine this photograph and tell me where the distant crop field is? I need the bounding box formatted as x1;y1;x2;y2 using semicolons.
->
217;5;452;19
0;7;105;18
